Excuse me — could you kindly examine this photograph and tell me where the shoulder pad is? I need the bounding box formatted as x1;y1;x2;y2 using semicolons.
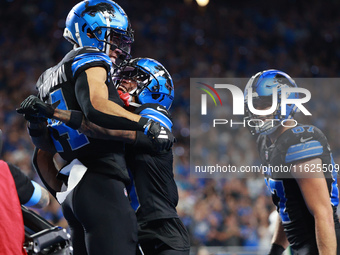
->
71;48;112;78
280;125;325;163
135;103;173;131
135;103;171;118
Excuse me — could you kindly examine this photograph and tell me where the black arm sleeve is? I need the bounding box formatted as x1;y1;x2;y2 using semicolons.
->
75;71;147;131
8;163;34;204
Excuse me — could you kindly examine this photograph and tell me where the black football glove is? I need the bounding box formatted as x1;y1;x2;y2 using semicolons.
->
17;95;56;119
157;126;176;151
144;119;175;151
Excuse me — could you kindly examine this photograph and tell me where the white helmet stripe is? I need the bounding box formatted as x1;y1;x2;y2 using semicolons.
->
105;30;110;55
103;11;111;55
75;23;83;47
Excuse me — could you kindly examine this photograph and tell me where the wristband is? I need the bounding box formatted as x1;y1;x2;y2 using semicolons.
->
66;110;83;130
24;181;42;207
137;117;150;132
268;243;285;255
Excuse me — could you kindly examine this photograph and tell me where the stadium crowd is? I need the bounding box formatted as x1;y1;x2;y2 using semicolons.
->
1;0;340;252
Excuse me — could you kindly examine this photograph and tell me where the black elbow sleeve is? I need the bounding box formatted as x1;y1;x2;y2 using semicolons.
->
75;71;147;131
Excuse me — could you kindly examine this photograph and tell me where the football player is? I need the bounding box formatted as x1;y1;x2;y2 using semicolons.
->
16;1;171;254
245;69;340;255
115;58;190;255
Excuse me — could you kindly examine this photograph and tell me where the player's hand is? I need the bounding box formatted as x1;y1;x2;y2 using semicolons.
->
144;119;175;151
17;95;56;118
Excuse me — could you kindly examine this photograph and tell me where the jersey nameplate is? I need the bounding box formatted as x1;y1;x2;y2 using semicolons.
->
39;65;67;99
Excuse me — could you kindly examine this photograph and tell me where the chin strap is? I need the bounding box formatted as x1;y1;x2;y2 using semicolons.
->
129;102;141;108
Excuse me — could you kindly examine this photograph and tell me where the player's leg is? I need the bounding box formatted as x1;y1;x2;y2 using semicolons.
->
73;171;138;255
157;248;190;255
62;193;88;255
139;218;190;255
140;242;190;255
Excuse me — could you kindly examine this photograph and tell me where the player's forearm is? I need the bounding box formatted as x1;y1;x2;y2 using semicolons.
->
32;149;62;199
294;159;337;254
91;95;140;122
35;149;63;193
315;214;336;254
271;214;289;249
84;96;147;131
30;186;50;209
53;107;121;134
268;216;288;255
81;118;136;143
28;123;56;154
53;108;72;124
31;135;56;154
54;108;136;142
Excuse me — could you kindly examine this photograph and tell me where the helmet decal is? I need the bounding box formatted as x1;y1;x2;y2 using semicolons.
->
81;2;116;18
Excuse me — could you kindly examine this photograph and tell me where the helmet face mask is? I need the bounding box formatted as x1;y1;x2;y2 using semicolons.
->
114;58;174;110
64;0;134;63
90;28;133;65
244;69;299;135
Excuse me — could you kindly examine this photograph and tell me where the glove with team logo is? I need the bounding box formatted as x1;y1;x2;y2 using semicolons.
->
17;95;57;119
157;126;176;151
142;119;175;151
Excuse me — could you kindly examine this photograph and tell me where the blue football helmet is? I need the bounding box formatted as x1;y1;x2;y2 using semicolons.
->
114;58;175;110
244;69;299;135
63;0;133;59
